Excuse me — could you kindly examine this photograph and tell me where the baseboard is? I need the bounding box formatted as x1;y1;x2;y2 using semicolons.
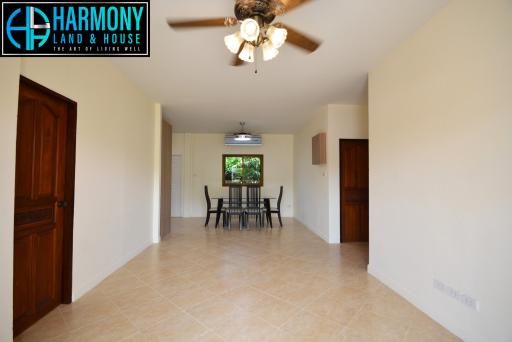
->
72;239;153;301
293;216;330;243
367;264;473;341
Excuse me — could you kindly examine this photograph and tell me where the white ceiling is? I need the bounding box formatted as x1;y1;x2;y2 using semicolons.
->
113;0;447;134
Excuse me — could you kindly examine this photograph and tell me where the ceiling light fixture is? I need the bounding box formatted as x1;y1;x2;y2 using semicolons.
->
240;18;260;42
225;22;287;63
239;43;255;63
224;18;288;63
168;0;323;67
266;25;287;48
262;40;279;61
234;122;252;141
224;31;244;54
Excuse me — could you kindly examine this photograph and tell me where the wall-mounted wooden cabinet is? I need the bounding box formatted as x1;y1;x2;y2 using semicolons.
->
312;133;326;165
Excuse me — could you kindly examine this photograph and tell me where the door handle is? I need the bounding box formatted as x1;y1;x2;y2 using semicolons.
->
57;201;68;208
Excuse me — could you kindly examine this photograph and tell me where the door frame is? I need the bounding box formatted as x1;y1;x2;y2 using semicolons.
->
18;76;77;304
339;139;369;243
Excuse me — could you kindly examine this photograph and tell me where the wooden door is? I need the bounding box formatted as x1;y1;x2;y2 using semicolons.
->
160;120;172;239
340;140;369;242
13;77;76;336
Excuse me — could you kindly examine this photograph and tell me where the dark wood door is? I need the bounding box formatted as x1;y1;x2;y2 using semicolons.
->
340;140;369;242
13;77;76;336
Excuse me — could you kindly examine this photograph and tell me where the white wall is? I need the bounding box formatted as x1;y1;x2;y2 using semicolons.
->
172;133;294;218
0;58;160;341
0;59;21;342
293;105;369;243
368;1;512;341
293;108;330;241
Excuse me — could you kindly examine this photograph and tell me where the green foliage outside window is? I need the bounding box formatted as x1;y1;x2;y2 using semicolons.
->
223;155;263;186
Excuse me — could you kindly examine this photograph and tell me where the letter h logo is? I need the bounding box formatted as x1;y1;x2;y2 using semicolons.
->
6;6;51;50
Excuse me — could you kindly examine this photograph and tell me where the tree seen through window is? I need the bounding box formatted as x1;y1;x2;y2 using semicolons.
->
223;155;263;186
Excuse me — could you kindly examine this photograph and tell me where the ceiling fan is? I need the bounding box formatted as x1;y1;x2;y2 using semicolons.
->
167;0;321;66
225;122;262;146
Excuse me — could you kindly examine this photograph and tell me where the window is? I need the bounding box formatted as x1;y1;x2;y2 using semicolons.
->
223;154;264;186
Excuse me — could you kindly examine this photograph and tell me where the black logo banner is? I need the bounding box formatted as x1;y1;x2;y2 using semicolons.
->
1;1;149;56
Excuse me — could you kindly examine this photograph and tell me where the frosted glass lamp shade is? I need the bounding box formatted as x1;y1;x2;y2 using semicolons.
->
262;40;279;61
267;26;287;48
224;32;244;54
239;43;255;63
240;18;260;42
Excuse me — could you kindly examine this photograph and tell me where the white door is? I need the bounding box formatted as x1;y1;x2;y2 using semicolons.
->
171;155;182;217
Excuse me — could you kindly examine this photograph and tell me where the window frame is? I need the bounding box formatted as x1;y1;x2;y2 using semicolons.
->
222;154;264;187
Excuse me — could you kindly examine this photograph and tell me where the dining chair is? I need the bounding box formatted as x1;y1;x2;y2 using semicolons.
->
204;186;225;228
266;186;284;227
227;185;244;229
245;185;263;228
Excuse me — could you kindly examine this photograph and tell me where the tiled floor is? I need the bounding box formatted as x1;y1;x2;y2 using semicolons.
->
16;218;460;342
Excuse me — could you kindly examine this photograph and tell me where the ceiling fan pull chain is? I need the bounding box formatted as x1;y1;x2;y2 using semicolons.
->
254;48;259;75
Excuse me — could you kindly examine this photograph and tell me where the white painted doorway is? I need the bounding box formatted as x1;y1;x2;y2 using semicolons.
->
171;155;183;217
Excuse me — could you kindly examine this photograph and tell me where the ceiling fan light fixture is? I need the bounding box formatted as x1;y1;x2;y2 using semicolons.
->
240;18;260;42
267;25;287;48
224;31;244;54
239;43;255;63
262;40;279;61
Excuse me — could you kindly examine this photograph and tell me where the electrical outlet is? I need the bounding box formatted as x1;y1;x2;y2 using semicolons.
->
433;279;480;311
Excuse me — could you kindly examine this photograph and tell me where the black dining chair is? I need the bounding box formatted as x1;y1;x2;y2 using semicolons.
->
226;185;244;229
245;186;263;228
204;186;225;228
266;186;284;228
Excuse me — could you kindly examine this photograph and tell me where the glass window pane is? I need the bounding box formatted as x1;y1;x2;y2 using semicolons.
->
242;156;261;185
224;156;243;184
223;155;263;186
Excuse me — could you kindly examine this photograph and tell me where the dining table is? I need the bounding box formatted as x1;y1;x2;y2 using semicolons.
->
211;197;276;229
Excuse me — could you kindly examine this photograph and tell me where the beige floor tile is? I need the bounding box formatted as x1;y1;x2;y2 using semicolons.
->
281;310;346;341
342;309;408;342
166;284;218;310
195;331;226;342
304;287;365;325
364;289;419;323
245;295;299;327
57;288;109;314
122;299;182;330
405;327;461;342
15;218;458;342
52;315;138;342
60;298;122;332
110;285;165;311
142;311;209;341
148;275;196;297
119;332;150;342
14;309;68;342
95;273;146;297
218;286;270;309
404;308;461;340
269;281;327;307
186;297;240;329
212;311;279;342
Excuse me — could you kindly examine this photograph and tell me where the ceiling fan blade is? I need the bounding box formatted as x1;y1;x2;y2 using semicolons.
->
279;0;312;14
277;23;321;53
231;42;246;67
167;17;237;29
232;55;244;67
